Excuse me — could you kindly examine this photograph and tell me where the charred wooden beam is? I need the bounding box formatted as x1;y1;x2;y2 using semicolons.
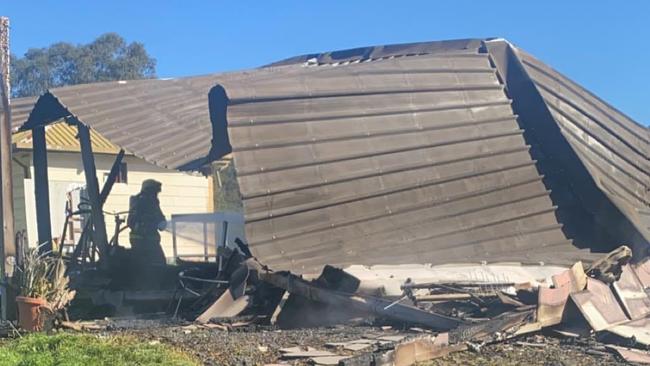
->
415;293;473;302
75;121;109;260
32;126;52;252
449;309;535;343
99;149;125;204
259;271;464;331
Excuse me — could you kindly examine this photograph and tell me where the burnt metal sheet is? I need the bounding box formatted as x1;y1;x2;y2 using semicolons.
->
4;95;37;130
537;286;570;327
607;317;650;346
13;74;245;171
537;262;587;327
222;44;600;274
552;261;587;293
569;277;629;331
508;43;650;255
612;264;650;320
267;38;486;67
12;38;648;274
634;259;650;288
606;346;650;364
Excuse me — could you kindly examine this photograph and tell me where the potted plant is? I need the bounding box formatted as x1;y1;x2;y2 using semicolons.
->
14;244;76;331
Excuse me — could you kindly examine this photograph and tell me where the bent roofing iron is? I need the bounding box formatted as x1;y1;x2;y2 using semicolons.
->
12;38;649;273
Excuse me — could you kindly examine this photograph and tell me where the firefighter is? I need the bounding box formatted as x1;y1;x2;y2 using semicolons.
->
127;179;167;265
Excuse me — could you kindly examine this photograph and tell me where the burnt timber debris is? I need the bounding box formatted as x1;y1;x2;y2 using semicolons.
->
37;246;650;365
176;246;650;364
4;38;650;364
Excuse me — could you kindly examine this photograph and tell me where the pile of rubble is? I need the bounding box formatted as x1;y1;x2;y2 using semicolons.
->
56;245;650;365
170;245;649;365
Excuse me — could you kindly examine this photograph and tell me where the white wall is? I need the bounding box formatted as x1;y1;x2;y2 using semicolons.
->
11;154;29;245
18;151;211;258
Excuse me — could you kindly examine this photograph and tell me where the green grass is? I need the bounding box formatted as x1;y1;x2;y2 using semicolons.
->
0;333;200;366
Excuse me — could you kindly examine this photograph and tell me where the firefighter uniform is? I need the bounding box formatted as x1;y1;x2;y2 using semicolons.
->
128;179;167;265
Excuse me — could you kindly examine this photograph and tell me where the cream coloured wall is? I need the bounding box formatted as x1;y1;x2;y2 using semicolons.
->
18;151;211;258
11;154;29;244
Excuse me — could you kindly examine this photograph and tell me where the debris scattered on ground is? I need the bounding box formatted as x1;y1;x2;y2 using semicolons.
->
12;245;650;365
176;245;650;365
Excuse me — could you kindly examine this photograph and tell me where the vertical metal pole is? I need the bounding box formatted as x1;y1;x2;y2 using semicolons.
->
33;126;52;251
214;218;219;254
202;221;208;261
171;218;177;261
76;122;109;260
0;16;12;320
221;221;229;248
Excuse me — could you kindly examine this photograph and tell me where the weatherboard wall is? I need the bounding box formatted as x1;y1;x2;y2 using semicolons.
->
16;151;211;257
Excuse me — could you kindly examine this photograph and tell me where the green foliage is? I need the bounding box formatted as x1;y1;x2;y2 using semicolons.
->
214;161;243;212
11;33;156;97
14;245;51;299
0;333;199;366
14;245;75;311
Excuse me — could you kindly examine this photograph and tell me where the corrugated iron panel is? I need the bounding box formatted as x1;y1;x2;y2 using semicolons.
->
570;277;630;331
612;264;650;320
12;76;223;170
8;39;508;172
4;95;37;131
517;49;650;246
267;38;485;66
10;38;647;274
223;51;594;274
13;121;120;154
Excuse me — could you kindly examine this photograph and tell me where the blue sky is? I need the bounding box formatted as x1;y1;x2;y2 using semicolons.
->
3;1;649;125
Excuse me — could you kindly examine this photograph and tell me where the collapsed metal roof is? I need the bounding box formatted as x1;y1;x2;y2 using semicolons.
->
219;39;649;273
12;38;649;274
14;76;234;170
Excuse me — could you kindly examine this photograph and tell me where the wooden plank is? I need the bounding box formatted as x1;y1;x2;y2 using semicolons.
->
0;16;12;321
0;16;13;259
76;122;109;259
259;271;463;331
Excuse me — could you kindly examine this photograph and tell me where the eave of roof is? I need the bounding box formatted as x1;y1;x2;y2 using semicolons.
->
12;120;121;154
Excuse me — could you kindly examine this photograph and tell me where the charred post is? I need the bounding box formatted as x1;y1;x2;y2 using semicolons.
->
32;126;52;251
75;120;109;260
99;149;125;204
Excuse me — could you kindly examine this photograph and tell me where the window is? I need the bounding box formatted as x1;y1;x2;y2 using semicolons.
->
104;162;128;184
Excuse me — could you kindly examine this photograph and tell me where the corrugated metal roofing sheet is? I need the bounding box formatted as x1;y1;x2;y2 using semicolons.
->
267;38;485;67
517;48;649;242
15;76;225;170
12;121;120;154
8;95;37;130
484;39;648;259
220;49;597;273
10;38;649;273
